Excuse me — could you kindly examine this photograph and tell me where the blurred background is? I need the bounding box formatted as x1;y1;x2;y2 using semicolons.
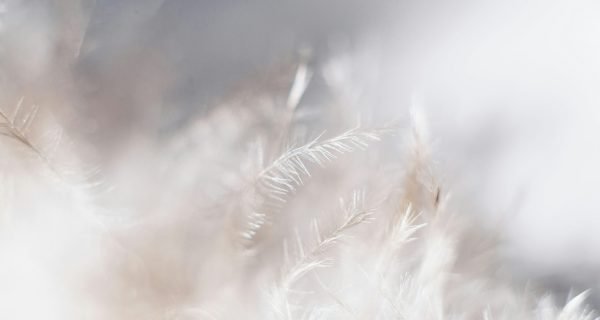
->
2;0;600;307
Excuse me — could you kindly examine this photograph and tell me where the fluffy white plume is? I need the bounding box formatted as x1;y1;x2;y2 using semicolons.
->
0;1;598;319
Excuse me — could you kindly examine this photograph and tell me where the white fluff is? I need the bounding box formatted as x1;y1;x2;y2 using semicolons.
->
0;1;598;319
